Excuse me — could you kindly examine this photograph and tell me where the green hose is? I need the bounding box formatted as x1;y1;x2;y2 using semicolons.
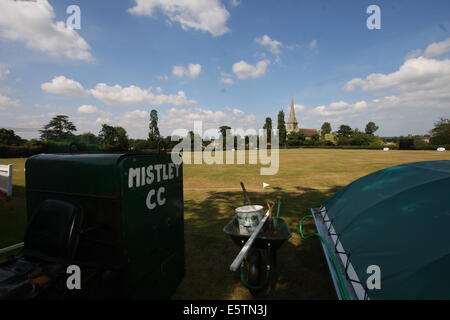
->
299;215;350;300
274;200;281;229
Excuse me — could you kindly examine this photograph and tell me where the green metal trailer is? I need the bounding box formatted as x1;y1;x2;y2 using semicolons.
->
0;153;184;299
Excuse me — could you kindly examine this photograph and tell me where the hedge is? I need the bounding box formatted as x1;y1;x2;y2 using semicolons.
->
2;143;449;158
0;142;101;158
299;145;387;150
294;145;450;151
0;145;48;158
47;141;101;153
413;144;450;151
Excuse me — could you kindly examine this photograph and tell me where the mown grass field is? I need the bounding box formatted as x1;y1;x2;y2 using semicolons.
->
2;149;450;299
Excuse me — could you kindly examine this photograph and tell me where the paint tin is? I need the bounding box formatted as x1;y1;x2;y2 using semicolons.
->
235;205;265;235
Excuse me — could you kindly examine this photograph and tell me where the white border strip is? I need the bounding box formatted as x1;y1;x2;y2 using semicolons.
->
0;164;13;197
312;207;367;300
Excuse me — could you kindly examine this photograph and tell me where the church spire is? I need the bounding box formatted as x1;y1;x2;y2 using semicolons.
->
289;98;297;123
287;98;298;133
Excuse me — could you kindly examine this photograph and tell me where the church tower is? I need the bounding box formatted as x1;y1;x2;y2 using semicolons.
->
287;98;298;133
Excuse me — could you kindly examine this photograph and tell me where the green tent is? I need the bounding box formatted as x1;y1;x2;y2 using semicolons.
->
312;160;450;300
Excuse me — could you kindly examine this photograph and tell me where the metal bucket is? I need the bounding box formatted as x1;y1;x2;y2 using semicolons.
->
235;205;265;235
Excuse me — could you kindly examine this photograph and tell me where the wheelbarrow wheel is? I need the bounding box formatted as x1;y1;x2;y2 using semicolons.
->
247;250;262;296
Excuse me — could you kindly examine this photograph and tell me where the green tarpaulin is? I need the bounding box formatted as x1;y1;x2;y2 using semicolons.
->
321;160;450;299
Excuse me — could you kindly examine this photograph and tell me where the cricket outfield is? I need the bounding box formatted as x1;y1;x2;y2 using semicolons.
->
2;149;450;299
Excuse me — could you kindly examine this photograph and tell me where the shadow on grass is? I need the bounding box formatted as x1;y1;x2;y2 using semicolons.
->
0;185;27;248
1;183;343;300
173;186;342;300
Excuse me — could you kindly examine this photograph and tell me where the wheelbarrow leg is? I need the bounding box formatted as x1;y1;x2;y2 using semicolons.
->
268;242;277;267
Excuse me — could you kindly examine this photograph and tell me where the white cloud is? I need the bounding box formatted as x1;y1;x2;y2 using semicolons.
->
41;76;197;107
220;72;234;84
310;100;369;117
311;56;450;125
0;113;49;132
89;83;196;107
156;75;169;81
4;106;258;140
77;105;99;114
232;108;244;116
309;89;450;122
122;109;149;120
0;93;21;110
405;49;423;60
404;38;450;60
255;35;283;54
172;64;202;78
94;116;113;125
166;108;227;123
344;57;450;92
93;109;150;138
221;77;234;84
160;106;256;136
309;39;318;49
41;76;86;96
230;0;240;7
224;106;244;115
424;38;450;57
309;42;450;134
90;107;252;138
0;65;10;80
172;66;184;78
128;0;230;36
0;0;92;61
232;59;270;80
291;104;306;113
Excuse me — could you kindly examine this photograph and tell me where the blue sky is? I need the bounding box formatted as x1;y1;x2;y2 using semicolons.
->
0;0;450;139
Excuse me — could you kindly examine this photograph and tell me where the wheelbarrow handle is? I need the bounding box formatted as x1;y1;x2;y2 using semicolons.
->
240;181;251;205
230;210;270;272
266;200;275;222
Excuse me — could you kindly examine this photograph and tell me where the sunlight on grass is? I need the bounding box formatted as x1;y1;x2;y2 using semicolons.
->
2;150;450;298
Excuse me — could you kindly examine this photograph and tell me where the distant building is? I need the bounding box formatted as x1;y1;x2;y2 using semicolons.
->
286;98;320;140
207;140;221;149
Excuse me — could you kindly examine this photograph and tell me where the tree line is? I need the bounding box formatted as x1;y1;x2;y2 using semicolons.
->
268;109;382;147
1;111;450;155
0;111;164;153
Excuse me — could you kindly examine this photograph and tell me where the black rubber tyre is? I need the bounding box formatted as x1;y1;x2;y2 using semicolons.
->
247;250;262;296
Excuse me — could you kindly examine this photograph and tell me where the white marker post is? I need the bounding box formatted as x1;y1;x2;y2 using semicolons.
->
0;164;13;197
